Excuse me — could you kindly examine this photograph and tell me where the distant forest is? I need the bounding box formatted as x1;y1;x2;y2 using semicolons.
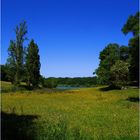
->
40;77;97;88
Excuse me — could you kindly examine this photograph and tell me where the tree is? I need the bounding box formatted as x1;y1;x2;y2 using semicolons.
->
128;36;139;84
1;65;8;81
95;43;120;84
122;12;139;36
6;21;27;85
110;60;130;88
26;40;41;88
122;12;139;85
43;78;58;88
120;46;129;61
95;12;138;87
6;40;17;84
95;43;130;85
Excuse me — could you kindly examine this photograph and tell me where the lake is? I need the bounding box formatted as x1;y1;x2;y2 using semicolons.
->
56;85;83;90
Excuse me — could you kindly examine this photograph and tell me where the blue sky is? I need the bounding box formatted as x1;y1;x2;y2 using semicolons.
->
1;0;139;77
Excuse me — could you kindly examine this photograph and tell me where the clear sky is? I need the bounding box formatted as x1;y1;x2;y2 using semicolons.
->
1;0;139;77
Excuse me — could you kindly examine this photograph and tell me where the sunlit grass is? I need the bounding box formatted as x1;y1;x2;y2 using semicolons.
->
1;81;139;140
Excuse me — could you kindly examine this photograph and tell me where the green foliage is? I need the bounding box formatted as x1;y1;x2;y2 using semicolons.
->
57;77;97;87
26;40;41;88
121;12;139;36
42;77;58;88
1;65;9;81
40;77;97;88
6;21;27;85
1;81;28;93
128;36;139;84
110;60;130;88
5;22;41;88
120;46;129;61
122;12;139;85
96;44;129;85
96;12;139;87
6;41;17;83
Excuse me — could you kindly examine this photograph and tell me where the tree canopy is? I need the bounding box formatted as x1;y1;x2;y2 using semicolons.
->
95;44;129;85
26;40;41;87
6;21;27;85
122;12;139;85
95;11;139;87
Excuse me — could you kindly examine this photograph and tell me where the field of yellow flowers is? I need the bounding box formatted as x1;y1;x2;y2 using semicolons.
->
1;81;139;140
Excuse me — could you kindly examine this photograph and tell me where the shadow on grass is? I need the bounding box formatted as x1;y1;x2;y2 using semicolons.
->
99;86;121;92
1;112;92;140
126;97;139;102
1;111;39;140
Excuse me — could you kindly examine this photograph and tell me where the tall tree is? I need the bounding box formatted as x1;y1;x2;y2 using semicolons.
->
26;40;41;88
95;43;120;84
95;44;130;85
6;21;27;85
122;12;139;85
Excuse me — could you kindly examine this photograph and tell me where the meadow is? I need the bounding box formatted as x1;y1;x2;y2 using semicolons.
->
1;81;139;140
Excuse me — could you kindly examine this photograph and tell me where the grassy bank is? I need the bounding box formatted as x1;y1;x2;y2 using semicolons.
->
1;81;139;140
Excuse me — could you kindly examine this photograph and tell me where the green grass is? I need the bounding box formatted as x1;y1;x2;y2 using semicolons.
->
1;81;28;93
1;81;139;140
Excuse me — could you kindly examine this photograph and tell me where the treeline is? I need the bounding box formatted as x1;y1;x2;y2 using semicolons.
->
1;12;139;89
95;12;139;88
1;21;41;88
40;77;97;88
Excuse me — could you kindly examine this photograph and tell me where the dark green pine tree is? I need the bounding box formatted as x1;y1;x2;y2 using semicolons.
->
26;40;41;88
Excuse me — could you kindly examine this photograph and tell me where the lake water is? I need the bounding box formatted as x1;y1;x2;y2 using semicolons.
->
56;85;83;90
